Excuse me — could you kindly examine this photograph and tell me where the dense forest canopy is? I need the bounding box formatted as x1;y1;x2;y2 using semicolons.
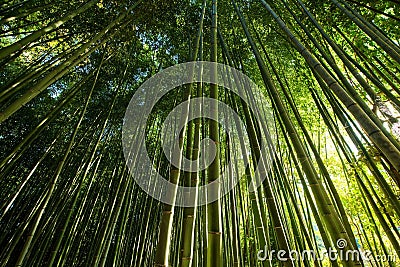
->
0;0;399;266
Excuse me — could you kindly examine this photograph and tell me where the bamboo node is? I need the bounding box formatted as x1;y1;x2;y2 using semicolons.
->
208;231;222;235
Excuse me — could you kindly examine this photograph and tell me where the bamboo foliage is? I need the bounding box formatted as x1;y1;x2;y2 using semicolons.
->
0;0;399;266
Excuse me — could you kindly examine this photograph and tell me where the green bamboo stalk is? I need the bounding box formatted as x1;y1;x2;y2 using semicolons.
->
0;0;99;60
206;0;222;266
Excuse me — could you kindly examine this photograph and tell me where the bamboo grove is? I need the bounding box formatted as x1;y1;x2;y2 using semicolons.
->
0;0;399;266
